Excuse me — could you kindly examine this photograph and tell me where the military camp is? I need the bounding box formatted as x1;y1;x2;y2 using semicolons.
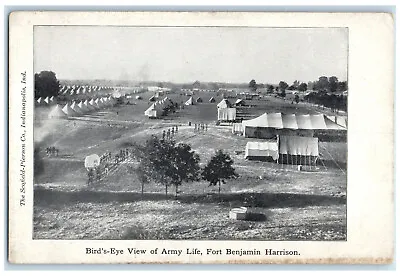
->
33;26;348;242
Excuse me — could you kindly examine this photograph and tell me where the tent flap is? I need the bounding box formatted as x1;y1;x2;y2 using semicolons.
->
279;135;319;156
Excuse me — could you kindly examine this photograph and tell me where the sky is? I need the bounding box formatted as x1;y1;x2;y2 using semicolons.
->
34;26;348;84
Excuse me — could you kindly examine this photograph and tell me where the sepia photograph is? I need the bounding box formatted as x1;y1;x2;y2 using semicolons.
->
33;26;348;241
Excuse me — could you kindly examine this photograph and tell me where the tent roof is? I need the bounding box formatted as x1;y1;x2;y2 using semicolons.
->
235;99;245;105
62;103;79;116
71;102;83;114
242;112;346;130
78;101;90;112
217;99;232;108
48;104;67;118
185;97;194;105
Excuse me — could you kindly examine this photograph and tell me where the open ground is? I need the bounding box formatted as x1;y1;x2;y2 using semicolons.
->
34;88;347;240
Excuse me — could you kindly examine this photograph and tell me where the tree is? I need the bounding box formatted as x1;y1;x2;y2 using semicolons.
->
294;94;300;104
278;81;289;92
202;150;238;195
328;76;338;92
315;76;329;92
307;81;316;91
34;71;60;99
249;79;257;92
337;81;348;92
267;85;274;94
193;80;201;89
298;82;308;92
134;136;200;198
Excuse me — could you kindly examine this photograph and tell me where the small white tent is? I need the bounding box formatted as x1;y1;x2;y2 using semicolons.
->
70;101;84;115
89;99;100;109
62;103;79;117
95;98;104;108
48;104;67;119
78;101;90;113
245;141;279;160
184;97;194;106
85;99;96;111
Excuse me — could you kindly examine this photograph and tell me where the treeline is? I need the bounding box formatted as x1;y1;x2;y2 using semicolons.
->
307;76;347;93
304;92;347;112
248;76;347;94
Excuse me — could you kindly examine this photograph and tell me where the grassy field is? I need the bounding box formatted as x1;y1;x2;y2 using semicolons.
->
33;88;347;240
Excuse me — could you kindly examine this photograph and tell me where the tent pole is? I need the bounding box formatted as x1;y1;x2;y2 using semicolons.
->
291;155;294;168
286;154;288;167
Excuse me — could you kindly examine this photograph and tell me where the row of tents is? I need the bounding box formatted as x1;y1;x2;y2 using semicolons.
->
144;97;175;118
59;85;113;96
48;97;116;119
36;96;56;105
183;96;218;106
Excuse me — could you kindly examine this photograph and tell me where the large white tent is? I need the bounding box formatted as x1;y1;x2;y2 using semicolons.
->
279;135;319;157
241;112;346;138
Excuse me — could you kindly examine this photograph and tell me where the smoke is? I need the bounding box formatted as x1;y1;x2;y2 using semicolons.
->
34;118;60;145
138;63;149;83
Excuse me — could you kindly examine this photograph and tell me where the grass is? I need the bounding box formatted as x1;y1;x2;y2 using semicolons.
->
33;89;347;240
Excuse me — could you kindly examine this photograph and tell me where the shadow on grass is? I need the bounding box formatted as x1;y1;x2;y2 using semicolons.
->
34;188;346;209
245;212;267;221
